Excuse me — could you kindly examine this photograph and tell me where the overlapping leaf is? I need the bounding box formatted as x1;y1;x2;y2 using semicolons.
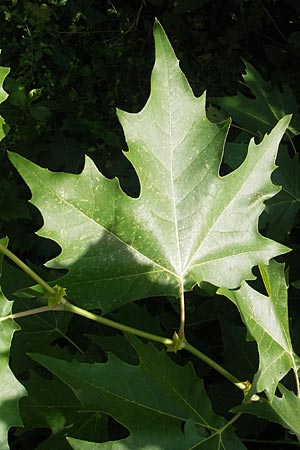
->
223;142;300;241
0;238;27;450
9;21;289;312
19;371;108;450
219;260;300;399
30;336;246;450
232;384;300;441
264;149;300;240
10;297;72;375
211;61;300;138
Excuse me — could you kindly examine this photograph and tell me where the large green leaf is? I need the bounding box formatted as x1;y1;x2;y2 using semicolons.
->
0;238;27;450
211;61;300;138
9;21;289;312
0;63;10;142
30;336;246;450
219;260;300;399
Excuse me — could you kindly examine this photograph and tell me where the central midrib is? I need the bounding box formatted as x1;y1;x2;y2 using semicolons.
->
167;69;182;280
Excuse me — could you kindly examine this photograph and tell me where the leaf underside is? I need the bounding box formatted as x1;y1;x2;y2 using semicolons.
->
8;21;290;313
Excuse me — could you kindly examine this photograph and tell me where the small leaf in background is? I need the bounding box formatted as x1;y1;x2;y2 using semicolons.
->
0;238;27;450
223;142;300;242
211;61;300;138
30;104;51;122
9;21;289;314
264;149;300;241
219;260;300;399
30;336;246;449
0;63;10;141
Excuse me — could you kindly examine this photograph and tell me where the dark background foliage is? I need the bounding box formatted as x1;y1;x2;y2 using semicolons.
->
0;1;300;449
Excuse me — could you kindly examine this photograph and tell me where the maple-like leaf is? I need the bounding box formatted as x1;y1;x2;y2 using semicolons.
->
0;63;9;142
0;238;27;450
211;61;300;138
30;336;246;450
9;21;289;313
219;260;300;399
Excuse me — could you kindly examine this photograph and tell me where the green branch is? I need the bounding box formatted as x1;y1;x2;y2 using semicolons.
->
184;341;248;391
0;297;248;392
0;243;248;394
0;242;55;296
63;301;174;346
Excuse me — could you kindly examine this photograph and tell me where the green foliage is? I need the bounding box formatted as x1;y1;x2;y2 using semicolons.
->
30;336;247;450
0;239;26;450
0;64;9;141
232;384;300;439
219;260;300;399
211;61;300;138
264;149;300;241
0;6;300;450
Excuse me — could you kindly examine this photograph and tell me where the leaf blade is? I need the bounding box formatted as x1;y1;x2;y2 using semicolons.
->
30;336;246;449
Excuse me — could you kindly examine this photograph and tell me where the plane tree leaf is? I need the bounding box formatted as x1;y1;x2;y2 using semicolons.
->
0;238;27;450
219;260;300;399
211;61;300;138
30;336;247;450
8;21;290;313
